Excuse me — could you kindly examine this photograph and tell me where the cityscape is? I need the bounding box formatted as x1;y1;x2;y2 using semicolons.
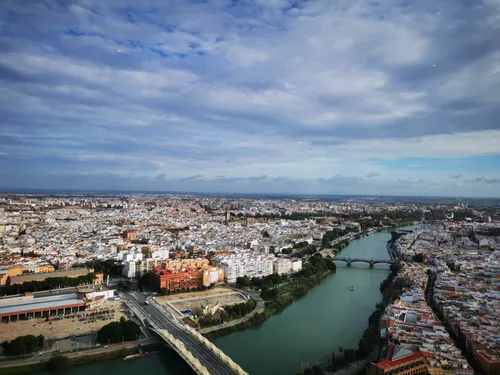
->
1;0;500;375
0;194;498;375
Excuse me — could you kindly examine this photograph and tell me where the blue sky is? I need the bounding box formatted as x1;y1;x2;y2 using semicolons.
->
1;0;500;196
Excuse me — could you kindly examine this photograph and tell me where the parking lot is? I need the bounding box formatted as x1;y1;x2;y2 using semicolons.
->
0;300;129;342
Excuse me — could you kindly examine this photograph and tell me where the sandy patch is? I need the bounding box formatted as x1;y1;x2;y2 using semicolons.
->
155;288;247;318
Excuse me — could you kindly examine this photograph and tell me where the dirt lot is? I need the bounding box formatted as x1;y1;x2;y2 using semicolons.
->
155;288;247;317
0;300;129;342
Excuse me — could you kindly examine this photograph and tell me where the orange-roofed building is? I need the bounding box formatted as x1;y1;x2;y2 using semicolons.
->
368;345;427;375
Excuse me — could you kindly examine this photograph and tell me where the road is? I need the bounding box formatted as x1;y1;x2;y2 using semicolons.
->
0;338;159;370
123;291;241;375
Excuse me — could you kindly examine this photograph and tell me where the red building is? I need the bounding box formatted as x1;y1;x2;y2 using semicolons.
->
476;350;500;375
368;345;427;375
150;267;200;292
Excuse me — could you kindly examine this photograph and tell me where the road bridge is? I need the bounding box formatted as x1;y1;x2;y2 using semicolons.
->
380;228;415;234
333;257;394;268
123;292;248;375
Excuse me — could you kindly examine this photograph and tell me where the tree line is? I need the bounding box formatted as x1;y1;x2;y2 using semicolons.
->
2;334;44;356
322;228;349;248
301;262;405;375
71;259;122;277
206;255;336;339
97;317;141;344
0;273;97;296
236;272;285;289
262;255;335;314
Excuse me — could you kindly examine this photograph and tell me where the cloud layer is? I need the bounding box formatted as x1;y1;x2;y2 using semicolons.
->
1;0;500;196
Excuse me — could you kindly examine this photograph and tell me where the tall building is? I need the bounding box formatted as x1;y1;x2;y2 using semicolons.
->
200;266;224;287
122;258;167;278
211;252;275;283
291;259;303;273
123;261;137;279
273;258;292;275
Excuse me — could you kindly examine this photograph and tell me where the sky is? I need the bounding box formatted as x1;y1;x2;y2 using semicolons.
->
0;0;500;197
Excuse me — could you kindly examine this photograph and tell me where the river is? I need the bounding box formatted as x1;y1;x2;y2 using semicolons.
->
35;230;402;375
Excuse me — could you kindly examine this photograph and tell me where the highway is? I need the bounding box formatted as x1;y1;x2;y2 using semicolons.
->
123;292;241;375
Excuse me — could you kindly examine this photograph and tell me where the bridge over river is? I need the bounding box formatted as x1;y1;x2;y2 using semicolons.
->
123;292;248;375
333;257;394;268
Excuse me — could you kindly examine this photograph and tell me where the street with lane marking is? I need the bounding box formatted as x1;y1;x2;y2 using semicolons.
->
123;291;245;375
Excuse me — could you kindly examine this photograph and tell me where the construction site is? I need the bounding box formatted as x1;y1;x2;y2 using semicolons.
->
155;288;249;320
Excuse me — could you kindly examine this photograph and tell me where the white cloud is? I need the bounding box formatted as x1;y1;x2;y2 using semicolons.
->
1;0;500;196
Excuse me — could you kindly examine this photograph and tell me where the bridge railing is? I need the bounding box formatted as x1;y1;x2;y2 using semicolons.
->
130;297;247;375
333;258;393;262
156;327;211;375
186;326;249;375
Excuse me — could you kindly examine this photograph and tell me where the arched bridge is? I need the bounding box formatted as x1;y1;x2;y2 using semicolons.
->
333;257;394;268
123;292;248;375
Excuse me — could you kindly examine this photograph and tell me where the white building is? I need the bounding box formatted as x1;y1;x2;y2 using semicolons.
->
122;258;167;279
122;251;143;262
212;251;275;283
151;248;169;259
273;258;292;275
122;261;136;278
291;259;302;273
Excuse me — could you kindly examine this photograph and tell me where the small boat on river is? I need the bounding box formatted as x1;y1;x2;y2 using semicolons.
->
349;286;355;291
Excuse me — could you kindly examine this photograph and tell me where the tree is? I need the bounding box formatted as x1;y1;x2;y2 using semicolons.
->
331;351;336;371
46;355;70;373
413;253;425;263
344;348;356;361
117;280;133;292
338;346;343;355
138;272;159;292
97;319;141;344
160;287;167;296
236;276;250;287
2;335;44;356
389;262;402;277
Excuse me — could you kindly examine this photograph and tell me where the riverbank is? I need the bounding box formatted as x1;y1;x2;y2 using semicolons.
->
206;258;336;339
301;234;406;375
199;292;265;334
18;231;397;375
0;339;162;374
